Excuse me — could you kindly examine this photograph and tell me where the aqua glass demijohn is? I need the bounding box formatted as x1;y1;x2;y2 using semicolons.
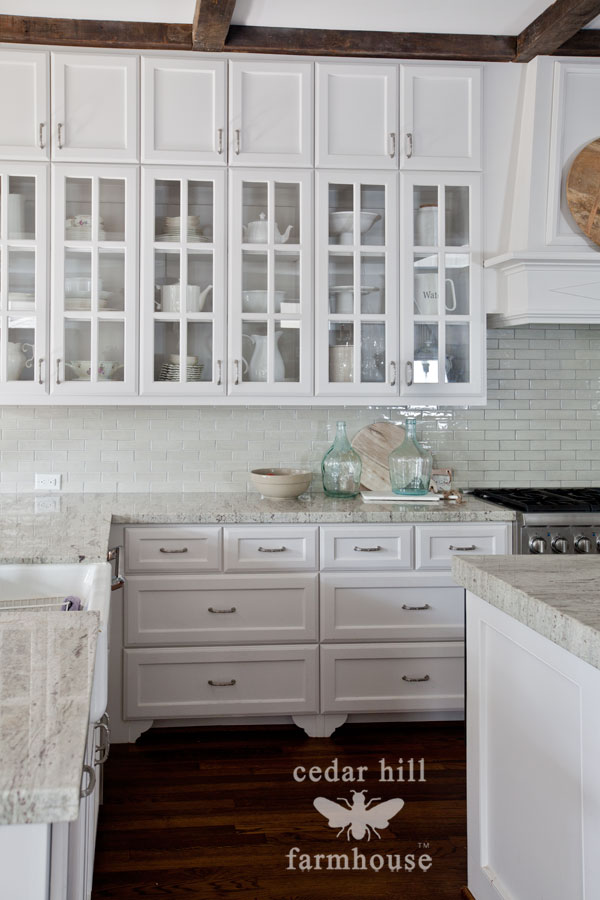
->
389;418;432;496
321;421;362;498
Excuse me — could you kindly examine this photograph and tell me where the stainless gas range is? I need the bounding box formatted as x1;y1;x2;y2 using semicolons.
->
471;488;600;555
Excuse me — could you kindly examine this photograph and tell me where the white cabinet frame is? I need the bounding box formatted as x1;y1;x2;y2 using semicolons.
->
0;49;49;162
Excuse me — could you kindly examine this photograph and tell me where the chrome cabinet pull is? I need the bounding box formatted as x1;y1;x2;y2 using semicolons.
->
56;358;61;385
38;358;44;385
234;359;240;385
216;359;222;386
208;679;236;687
94;720;111;765
39;122;45;149
449;544;477;551
389;360;396;386
402;674;430;683
389;132;396;158
107;546;125;591
80;764;96;798
406;132;413;158
208;606;236;614
57;123;64;149
258;546;286;553
217;128;223;154
406;360;413;387
159;547;188;554
234;129;240;154
402;603;431;611
354;545;382;552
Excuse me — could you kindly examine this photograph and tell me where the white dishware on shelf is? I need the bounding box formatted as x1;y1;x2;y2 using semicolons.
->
328;211;381;244
280;301;301;314
329;344;354;382
414;273;457;315
8;292;35;310
243;212;293;244
65;360;123;381
329;284;378;314
242;332;285;382
415;205;438;246
7;342;33;381
65;277;103;298
242;290;285;313
169;354;199;365
159;283;212;312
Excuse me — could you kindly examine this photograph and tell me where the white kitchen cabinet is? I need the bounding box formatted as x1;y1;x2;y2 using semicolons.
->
51;165;138;397
0;49;49;161
315;170;398;397
229;61;313;167
320;524;413;570
126;525;222;573
228;169;313;397
51;53;138;163
140;166;226;397
400;64;481;170
400;171;485;404
141;57;226;166
415;523;510;570
0;162;48;399
223;525;318;571
316;63;398;169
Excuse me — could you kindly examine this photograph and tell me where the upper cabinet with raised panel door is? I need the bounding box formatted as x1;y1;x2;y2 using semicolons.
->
0;50;49;161
229;61;313;167
400;65;481;171
141;57;226;166
316;64;398;169
51;53;138;162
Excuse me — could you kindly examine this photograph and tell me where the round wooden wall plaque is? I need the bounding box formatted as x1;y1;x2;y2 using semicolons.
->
566;138;600;247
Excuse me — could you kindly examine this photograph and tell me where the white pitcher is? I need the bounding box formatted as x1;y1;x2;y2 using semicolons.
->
7;342;33;380
243;333;285;382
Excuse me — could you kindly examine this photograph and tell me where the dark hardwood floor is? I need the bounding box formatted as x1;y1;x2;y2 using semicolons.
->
92;721;466;899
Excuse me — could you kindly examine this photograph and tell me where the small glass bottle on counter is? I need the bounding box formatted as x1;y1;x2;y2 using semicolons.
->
321;421;362;498
389;418;432;496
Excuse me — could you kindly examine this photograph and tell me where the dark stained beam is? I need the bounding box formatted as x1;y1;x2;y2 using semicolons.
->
553;27;600;55
192;0;237;51
0;15;192;49
224;26;517;62
515;0;600;62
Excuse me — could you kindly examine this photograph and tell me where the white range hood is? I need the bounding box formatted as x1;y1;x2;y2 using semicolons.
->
486;57;600;327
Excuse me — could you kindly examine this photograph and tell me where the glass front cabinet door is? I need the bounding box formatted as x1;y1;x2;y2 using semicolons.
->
316;172;398;398
401;172;483;404
0;162;48;398
140;167;226;396
229;170;313;397
52;166;138;396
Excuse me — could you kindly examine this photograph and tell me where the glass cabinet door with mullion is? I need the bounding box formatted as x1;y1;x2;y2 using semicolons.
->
0;162;48;399
229;169;313;396
141;167;226;396
400;172;483;403
315;171;398;397
52;165;137;396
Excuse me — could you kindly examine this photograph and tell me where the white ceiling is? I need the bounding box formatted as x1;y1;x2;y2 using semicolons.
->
1;0;600;35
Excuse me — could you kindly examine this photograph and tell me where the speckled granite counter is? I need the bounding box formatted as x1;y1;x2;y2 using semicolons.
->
0;611;99;825
452;555;600;671
0;492;514;565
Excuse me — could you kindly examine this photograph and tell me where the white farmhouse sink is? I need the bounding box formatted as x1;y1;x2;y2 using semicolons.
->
0;562;111;722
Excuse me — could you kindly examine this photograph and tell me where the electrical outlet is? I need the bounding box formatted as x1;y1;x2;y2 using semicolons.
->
34;474;62;491
35;496;61;514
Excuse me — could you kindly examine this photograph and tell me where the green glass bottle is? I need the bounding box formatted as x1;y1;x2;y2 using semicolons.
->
321;421;362;498
389;418;432;496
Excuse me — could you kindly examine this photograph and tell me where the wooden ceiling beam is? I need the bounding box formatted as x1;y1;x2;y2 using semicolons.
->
192;0;237;52
553;28;600;55
515;0;600;62
0;15;192;50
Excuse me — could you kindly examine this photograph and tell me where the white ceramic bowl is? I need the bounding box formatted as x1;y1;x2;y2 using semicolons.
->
64;277;103;297
329;211;381;236
243;290;286;313
250;468;312;500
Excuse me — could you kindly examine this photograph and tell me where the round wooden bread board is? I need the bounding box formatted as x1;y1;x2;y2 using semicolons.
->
351;421;406;491
566;138;600;247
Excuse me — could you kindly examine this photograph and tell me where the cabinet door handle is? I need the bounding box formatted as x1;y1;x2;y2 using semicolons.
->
38;358;44;385
406;360;413;387
258;545;287;553
216;359;222;386
354;545;382;552
389;132;396;158
234;359;240;385
94;720;111;765
402;603;431;611
402;674;430;683
55;358;61;385
234;129;241;155
80;764;96;798
389;360;396;386
448;544;477;551
39;122;46;149
208;606;236;614
406;132;413;158
208;679;236;687
57;122;64;149
217;128;223;154
159;547;188;553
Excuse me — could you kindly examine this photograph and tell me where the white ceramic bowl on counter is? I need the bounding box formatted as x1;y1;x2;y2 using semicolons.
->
250;468;312;500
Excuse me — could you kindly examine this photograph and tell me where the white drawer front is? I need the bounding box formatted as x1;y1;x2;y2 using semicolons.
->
415;524;510;570
223;526;318;572
124;645;318;718
320;573;464;642
321;643;464;713
126;574;318;645
125;526;221;573
320;525;413;571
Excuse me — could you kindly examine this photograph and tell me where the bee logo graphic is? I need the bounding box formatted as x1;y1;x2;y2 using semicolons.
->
313;789;404;841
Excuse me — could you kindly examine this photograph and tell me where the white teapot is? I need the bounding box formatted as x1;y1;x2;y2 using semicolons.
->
243;212;293;244
7;342;33;381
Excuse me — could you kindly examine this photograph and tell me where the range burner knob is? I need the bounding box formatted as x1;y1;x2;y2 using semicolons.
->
529;536;547;554
551;536;569;554
575;536;593;554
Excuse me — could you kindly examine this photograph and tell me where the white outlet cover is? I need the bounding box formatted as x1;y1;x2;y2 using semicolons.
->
34;474;62;491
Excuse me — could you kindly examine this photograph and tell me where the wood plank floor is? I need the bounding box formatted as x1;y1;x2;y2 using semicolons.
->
92;721;466;899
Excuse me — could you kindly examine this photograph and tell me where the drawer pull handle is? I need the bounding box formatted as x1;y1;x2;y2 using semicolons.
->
258;546;287;553
208;679;236;687
402;603;431;611
354;545;382;552
159;547;189;554
448;544;477;551
80;764;96;798
208;606;237;614
402;674;430;683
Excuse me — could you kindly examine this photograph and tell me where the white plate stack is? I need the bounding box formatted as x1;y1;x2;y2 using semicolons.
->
159;362;205;382
156;216;208;242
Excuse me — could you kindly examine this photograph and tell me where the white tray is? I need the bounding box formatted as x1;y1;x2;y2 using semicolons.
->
361;491;443;503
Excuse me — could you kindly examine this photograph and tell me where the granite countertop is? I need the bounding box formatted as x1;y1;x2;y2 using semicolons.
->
0;492;514;565
0;611;99;825
452;555;600;671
